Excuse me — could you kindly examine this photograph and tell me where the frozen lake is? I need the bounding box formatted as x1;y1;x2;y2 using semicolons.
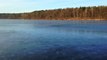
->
0;19;107;60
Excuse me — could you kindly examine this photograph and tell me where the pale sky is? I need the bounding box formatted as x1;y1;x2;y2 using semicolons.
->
0;0;107;13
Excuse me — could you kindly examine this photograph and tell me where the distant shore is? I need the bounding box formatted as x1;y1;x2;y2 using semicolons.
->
0;6;107;20
0;18;106;21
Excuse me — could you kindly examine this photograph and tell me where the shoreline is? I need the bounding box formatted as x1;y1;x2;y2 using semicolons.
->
0;18;106;21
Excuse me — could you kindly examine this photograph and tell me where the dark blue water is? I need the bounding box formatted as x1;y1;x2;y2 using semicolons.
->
0;19;107;60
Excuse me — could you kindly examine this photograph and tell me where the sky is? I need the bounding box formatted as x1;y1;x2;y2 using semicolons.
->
0;0;107;13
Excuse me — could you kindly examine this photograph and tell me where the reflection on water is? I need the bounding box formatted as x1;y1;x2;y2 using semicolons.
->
0;19;107;60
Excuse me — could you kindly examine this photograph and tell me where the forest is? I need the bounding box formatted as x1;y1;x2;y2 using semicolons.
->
0;6;107;20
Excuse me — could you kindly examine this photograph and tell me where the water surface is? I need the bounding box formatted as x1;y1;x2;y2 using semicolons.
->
0;19;107;60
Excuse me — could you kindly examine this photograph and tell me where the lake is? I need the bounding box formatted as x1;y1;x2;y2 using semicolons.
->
0;19;107;60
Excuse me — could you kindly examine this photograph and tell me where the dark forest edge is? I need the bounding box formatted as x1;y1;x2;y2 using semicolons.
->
0;6;107;20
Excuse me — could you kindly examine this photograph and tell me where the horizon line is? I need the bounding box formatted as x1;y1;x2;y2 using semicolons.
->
0;5;106;14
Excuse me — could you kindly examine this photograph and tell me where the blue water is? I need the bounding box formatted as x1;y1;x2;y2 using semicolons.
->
0;19;107;60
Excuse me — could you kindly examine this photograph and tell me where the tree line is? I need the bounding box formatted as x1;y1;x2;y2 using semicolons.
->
0;6;107;20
